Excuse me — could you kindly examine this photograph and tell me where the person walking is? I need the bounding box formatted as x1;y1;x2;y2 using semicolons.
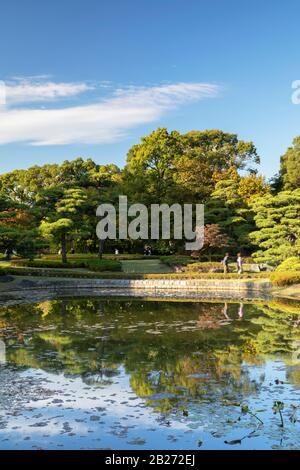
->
237;252;243;274
222;253;230;274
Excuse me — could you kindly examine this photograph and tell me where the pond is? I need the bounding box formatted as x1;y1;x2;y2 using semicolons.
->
0;296;300;450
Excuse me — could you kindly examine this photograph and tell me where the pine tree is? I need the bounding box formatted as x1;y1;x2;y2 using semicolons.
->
250;189;300;263
40;188;88;263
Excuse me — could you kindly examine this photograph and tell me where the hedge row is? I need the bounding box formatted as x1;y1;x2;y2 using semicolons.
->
160;255;255;268
12;259;85;269
6;267;300;286
270;271;300;287
159;256;195;267
0;266;269;281
43;253;161;261
183;262;222;272
0;266;133;279
143;272;268;280
11;258;122;272
275;257;300;273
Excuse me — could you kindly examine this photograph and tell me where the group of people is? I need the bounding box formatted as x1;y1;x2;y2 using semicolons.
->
222;253;243;274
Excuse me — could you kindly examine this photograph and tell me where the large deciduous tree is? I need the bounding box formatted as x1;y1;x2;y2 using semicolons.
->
175;130;260;201
0;158;122;258
123;128;260;205
0;194;45;259
279;136;300;190
123;128;181;204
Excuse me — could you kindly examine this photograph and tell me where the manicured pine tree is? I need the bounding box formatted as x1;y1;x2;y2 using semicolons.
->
40;188;88;263
250;189;300;263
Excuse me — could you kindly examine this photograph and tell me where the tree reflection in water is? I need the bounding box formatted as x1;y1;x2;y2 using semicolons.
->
1;296;300;444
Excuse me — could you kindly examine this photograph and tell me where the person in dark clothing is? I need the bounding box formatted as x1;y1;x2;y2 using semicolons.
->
222;253;230;274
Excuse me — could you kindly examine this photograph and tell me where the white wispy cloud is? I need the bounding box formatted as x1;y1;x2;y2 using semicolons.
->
4;77;94;104
0;81;219;146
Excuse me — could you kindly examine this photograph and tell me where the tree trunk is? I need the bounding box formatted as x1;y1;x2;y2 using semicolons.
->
98;239;105;259
61;232;67;264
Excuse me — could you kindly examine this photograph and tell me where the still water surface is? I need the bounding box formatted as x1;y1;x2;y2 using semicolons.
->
0;297;300;450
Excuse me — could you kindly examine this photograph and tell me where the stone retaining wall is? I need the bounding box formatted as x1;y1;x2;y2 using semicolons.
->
0;278;272;307
11;277;272;292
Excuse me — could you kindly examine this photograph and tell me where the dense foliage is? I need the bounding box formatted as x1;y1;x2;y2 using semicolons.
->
250;190;300;263
0;128;300;269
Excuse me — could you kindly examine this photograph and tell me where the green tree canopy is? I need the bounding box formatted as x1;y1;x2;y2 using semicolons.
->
123;128;260;205
39;188;88;263
206;171;270;252
0;193;45;259
0;158;121;204
250;189;300;263
0;158;122;258
280;136;300;190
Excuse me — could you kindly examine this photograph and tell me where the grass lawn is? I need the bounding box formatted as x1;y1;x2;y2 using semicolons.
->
121;259;172;274
1;253;172;275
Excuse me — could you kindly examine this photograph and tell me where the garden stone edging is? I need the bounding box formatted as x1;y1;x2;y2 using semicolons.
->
0;278;273;307
6;277;272;292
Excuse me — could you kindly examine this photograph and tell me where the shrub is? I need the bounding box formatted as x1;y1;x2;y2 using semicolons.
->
0;266;127;279
0;266;269;281
197;254;227;262
183;262;222;272
11;258;122;272
270;271;300;287
43;253;96;259
11;259;85;269
43;253;160;261
142;272;268;280
84;259;121;272
275;257;300;272
160;256;194;267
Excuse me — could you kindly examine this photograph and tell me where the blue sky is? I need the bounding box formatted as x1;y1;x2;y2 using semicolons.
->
0;0;300;178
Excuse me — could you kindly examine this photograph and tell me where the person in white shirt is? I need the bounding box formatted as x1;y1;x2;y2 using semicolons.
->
237;253;243;274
